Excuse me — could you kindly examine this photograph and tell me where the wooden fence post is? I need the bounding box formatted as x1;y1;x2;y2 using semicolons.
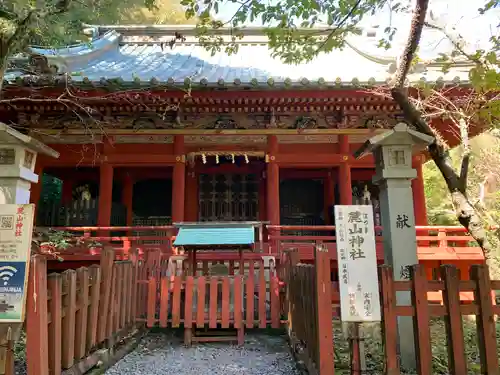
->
314;243;334;375
47;273;62;375
61;270;77;369
470;265;499;375
440;265;467;374
106;264;117;339
378;265;400;375
26;256;49;375
74;268;89;361
97;248;114;342
129;249;139;324
86;265;101;353
410;264;432;375
285;249;299;336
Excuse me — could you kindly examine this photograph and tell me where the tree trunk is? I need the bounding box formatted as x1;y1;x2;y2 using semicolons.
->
389;0;500;277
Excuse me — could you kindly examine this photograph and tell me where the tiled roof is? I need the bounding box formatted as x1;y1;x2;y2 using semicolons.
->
5;26;475;89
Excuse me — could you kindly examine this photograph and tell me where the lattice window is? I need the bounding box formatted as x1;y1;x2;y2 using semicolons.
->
199;174;259;222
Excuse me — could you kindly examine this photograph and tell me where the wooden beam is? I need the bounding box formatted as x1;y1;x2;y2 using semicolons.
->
38;153;177;166
275;153;375;166
35;128;387;136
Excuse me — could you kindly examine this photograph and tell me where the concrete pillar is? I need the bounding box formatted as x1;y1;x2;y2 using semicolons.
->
354;123;434;370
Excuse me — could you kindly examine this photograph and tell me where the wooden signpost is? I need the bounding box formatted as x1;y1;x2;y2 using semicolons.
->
334;204;381;375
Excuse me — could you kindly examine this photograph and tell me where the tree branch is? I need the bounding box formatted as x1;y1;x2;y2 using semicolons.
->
458;118;470;193
388;0;499;274
392;0;430;88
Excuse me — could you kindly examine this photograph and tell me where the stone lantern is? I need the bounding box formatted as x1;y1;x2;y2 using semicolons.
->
354;122;434;370
0;123;59;204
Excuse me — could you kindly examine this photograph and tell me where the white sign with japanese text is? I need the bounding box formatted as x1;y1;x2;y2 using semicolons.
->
335;205;381;322
0;204;34;322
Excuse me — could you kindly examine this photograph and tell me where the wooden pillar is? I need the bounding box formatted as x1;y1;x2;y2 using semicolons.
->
185;166;198;222
172;135;186;223
97;163;113;227
339;135;352;205
122;173;134;226
412;156;427;225
324;170;335;224
314;244;334;375
266;135;280;225
26;256;49;375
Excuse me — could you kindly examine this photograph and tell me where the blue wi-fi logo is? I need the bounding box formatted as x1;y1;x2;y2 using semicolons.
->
0;266;18;286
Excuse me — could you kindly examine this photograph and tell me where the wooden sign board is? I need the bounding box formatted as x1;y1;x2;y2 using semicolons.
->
0;204;34;323
334;205;381;322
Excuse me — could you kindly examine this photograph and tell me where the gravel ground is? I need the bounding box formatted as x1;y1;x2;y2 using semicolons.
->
105;332;301;375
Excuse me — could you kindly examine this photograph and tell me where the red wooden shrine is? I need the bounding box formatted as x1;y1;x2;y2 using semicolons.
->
2;25;486;302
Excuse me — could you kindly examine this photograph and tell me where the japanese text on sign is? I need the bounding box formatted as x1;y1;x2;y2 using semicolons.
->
335;205;381;322
0;204;34;323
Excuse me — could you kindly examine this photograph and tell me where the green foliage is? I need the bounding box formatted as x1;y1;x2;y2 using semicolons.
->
424;134;500;226
0;0;194;55
181;0;390;63
32;228;102;260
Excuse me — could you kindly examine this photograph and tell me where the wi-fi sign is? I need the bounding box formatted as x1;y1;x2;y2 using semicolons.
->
0;266;18;286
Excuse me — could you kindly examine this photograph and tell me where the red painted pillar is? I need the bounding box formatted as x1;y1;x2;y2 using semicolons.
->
97;163;113;227
266;135;280;225
338;135;352;205
412;156;428;225
184;166;198;221
172;135;186;223
122;173;134;226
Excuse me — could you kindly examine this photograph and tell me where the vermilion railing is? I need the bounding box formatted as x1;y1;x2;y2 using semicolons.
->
39;224;485;262
267;225;485;261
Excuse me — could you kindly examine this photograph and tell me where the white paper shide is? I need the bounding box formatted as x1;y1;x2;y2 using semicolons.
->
334;205;381;322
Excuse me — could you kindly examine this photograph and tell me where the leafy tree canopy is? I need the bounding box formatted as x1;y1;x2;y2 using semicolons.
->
0;0;194;50
181;0;499;93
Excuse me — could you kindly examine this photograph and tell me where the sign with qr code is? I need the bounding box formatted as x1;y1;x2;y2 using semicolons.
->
0;204;34;322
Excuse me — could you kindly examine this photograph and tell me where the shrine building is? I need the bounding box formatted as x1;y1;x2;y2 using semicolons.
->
1;25;485;281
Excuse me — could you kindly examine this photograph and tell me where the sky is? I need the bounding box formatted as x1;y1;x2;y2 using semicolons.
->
212;0;500;56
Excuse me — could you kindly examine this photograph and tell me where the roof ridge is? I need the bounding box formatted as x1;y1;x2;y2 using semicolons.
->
87;24;358;38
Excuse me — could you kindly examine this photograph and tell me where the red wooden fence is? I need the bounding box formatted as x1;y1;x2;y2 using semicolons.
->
378;264;500;375
25;242;500;375
26;248;138;375
141;255;282;345
285;244;500;375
